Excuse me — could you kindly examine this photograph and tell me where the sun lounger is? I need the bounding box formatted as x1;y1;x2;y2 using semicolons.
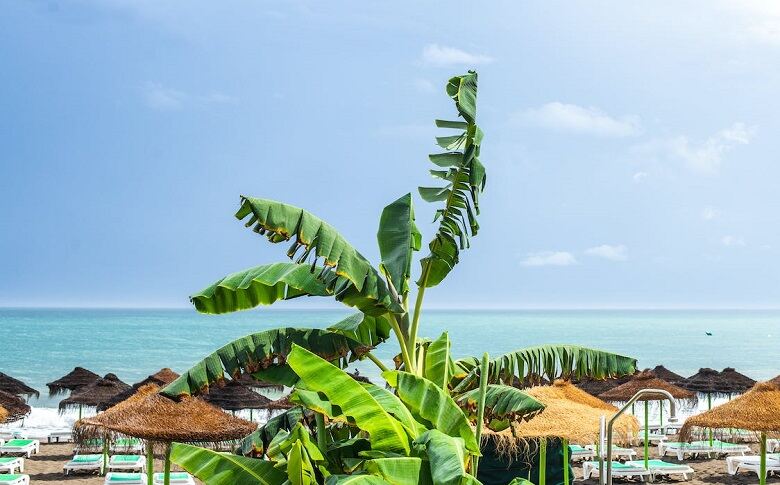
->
626;460;695;480
726;454;780;475
0;440;39;458
111;438;143;453
0;457;24;473
568;444;596;461
48;429;73;443
730;460;780;478
660;440;751;460
0;475;29;485
104;472;148;484
109;455;146;472
582;461;652;481
585;444;637;460
153;472;196;484
64;454;105;475
708;440;751;455
75;438;105;453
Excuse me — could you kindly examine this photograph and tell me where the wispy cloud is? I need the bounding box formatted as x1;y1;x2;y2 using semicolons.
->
721;235;746;247
633;122;756;174
585;244;628;261
421;44;493;67
702;206;720;221
520;251;577;267
514;102;642;137
633;171;648;183
143;83;238;111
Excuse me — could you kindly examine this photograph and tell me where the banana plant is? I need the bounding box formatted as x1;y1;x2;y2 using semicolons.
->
162;71;638;484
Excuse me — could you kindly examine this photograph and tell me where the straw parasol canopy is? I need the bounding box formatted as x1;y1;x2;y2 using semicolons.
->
680;382;780;440
234;373;284;392
98;368;182;412
203;381;273;411
485;380;639;455
59;373;131;411
75;384;257;443
682;367;735;395
719;367;756;394
651;365;685;386
266;395;295;410
768;375;780;388
598;370;695;402
573;373;635;397
0;406;7;423
0;373;39;399
47;367;100;396
0;390;31;423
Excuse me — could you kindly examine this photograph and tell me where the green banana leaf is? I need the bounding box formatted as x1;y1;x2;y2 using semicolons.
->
235;406;309;456
236;197;402;315
424;332;457;390
506;479;534;485
190;262;330;314
327;312;392;348
288;345;412;454
359;382;425;438
364;457;432;485
413;430;479;485
457;385;545;423
418;71;486;288
266;423;325;464
161;328;370;398
325;476;393;485
169;442;286;485
377;193;421;295
289;389;347;423
453;345;637;393
287;440;318;485
383;371;478;453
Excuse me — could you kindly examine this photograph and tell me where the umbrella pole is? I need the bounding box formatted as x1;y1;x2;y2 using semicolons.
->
707;394;713;446
760;432;767;485
250;409;253;421
102;439;108;475
146;444;154;485
659;400;663;428
164;444;172;485
644;400;649;470
562;438;569;485
79;404;82;420
539;439;546;485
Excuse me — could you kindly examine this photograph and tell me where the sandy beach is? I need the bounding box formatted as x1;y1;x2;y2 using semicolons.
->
10;440;777;484
18;443;203;484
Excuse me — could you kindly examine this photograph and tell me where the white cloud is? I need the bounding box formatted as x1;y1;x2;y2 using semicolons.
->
515;102;642;137
144;83;186;111
585;244;628;261
421;44;493;67
721;235;746;247
633;172;648;183
632;122;756;174
702;207;720;221
143;83;238;110
520;251;577;267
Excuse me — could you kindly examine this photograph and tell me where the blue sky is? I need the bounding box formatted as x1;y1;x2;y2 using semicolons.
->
2;1;779;308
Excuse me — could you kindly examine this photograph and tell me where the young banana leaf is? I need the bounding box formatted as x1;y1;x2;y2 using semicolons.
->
170;442;286;485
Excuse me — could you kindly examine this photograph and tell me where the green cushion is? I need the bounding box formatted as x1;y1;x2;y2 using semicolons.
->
71;454;102;463
3;440;34;447
112;455;141;462
0;458;18;464
633;459;688;469
0;476;25;482
610;462;642;470
107;473;144;482
568;444;587;452
154;472;190;479
115;438;140;445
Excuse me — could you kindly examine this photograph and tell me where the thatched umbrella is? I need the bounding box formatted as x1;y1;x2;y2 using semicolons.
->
47;367;100;396
769;375;780;388
267;395;295;410
599;370;695;468
98;369;181;412
573;373;635;397
485;381;639;485
76;384;256;485
683;367;753;445
203;381;272;420
651;365;685;385
234;373;284;393
0;406;7;423
0;373;39;399
0;390;31;423
680;382;780;485
59;374;131;418
719;367;756;394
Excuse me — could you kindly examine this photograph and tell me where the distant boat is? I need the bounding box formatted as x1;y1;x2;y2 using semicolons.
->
705;331;713;336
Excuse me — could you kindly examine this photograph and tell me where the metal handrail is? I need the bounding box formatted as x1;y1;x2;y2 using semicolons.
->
602;389;678;485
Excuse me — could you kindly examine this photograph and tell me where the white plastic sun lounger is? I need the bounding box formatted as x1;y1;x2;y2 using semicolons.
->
64;454;104;475
153;472;196;484
48;429;73;443
731;460;780;478
626;460;695;480
110;438;143;453
109;454;146;472
582;461;651;481
0;475;29;485
568;444;596;461
0;457;24;473
727;454;780;475
104;472;148;484
0;440;39;458
585;444;637;460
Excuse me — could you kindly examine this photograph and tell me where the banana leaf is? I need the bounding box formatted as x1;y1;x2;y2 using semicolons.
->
170;442;286;485
235;406;309;456
413;429;479;485
325;476;393;485
377;193;421;295
364;457;432;485
457;384;545;424
327;312;392;348
161;328;371;398
424;332;457;390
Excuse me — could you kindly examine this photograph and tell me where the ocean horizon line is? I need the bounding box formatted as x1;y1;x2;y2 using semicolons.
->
2;305;780;311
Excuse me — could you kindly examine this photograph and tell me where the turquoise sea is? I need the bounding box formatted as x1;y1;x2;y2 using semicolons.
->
1;308;778;411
